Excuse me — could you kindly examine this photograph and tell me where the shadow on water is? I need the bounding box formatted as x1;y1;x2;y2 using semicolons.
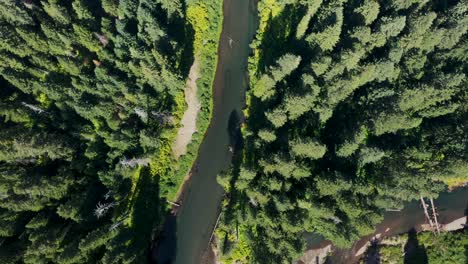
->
403;228;428;264
129;167;163;262
228;110;243;153
152;215;177;264
219;110;244;254
362;240;381;264
465;202;468;225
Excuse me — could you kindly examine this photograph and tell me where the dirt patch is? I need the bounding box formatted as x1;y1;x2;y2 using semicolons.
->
173;59;201;159
200;238;221;264
442;216;466;231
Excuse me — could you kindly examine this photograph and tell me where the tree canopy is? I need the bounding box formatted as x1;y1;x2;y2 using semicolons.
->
217;0;468;263
0;0;201;263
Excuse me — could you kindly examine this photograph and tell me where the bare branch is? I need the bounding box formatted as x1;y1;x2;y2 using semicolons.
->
94;33;109;47
134;107;148;122
119;157;151;168
21;102;46;114
94;201;117;219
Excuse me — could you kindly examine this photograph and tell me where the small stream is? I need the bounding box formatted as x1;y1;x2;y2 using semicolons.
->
153;0;258;263
305;187;468;263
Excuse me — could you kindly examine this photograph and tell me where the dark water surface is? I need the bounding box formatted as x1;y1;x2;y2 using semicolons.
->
154;1;257;263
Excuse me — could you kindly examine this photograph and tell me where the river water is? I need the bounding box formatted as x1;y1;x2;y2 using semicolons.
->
305;187;468;263
153;0;257;263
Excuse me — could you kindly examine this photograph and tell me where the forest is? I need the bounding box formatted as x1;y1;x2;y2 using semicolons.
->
0;0;222;263
0;0;467;263
360;229;468;263
216;0;467;263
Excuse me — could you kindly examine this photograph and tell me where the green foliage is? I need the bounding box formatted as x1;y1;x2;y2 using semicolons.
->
218;0;468;263
265;107;288;128
356;0;380;25
253;54;301;100
358;147;386;165
306;1;344;51
419;230;468;263
0;0;205;262
368;230;468;264
258;129;277;142
290;139;327;159
336;125;368;157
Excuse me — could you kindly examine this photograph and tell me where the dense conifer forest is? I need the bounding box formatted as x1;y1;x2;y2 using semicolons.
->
0;0;222;263
0;0;467;263
216;0;467;263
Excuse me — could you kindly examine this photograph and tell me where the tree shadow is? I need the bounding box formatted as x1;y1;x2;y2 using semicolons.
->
105;167;164;263
228;110;244;154
255;4;308;77
154;1;195;78
175;0;195;77
363;239;381;264
151;215;177;264
215;110;246;256
130;167;163;259
223;110;244;226
403;228;428;264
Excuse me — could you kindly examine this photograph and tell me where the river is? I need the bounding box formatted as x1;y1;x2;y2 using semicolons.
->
153;0;467;263
153;0;258;263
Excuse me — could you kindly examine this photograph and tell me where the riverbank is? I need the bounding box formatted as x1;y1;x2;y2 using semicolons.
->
173;59;201;159
153;0;257;263
151;0;224;261
163;0;224;203
354;216;467;260
359;227;467;263
297;187;468;264
297;213;467;264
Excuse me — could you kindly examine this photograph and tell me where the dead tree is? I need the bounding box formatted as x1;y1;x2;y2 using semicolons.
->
119;157;151;168
430;198;441;234
420;196;435;232
249;196;258;207
151;111;174;125
22;0;36;9
385;208;402;212
208;212;222;245
21;102;46;114
166;200;180;207
134;107;148;122
94;33;109;47
421;195;435;234
94;201;117;219
108;213;130;232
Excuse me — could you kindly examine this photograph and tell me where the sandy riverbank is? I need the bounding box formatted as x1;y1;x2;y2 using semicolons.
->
173;59;201;159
